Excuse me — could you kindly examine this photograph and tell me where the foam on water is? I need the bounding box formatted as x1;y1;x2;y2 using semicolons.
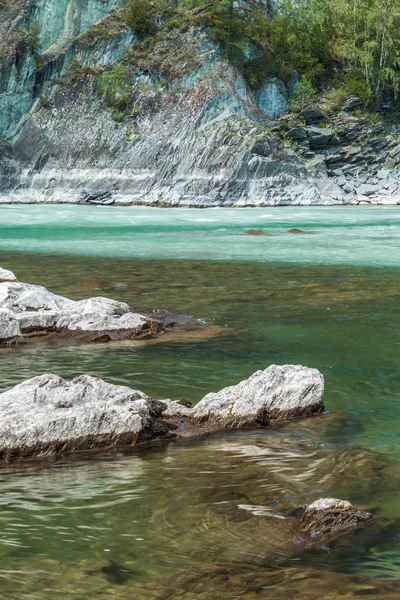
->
1;205;400;266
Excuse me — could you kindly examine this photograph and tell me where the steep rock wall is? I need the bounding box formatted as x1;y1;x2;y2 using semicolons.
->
0;0;399;206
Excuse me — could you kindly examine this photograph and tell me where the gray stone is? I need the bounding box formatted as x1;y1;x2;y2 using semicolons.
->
337;176;347;187
299;104;325;124
0;268;17;282
342;97;361;112
0;309;23;344
377;168;391;180
308;127;334;149
325;154;342;166
358;183;380;197
193;365;325;427
256;79;288;119
307;156;327;176
343;182;355;194
0;281;159;343
356;173;368;184
345;147;362;159
0;374;173;459
287;127;308;141
389;145;400;158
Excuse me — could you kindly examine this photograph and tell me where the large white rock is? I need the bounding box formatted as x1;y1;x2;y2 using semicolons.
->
0;268;17;282
0;309;23;343
0;282;159;342
0;374;184;459
0;366;325;459
0;282;72;314
194;364;325;427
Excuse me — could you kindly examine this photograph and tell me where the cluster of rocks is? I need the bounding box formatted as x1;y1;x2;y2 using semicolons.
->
0;364;324;459
0;267;204;345
284;102;400;204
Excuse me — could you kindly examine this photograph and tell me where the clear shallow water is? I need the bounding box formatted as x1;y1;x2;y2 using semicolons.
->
1;204;400;266
0;207;400;597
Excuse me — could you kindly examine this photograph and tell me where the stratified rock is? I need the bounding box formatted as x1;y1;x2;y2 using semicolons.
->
0;374;179;459
299;104;325;124
308;126;335;149
358;183;381;197
342;97;361;112
0;268;17;282
286;127;308;141
193;365;325;427
0;282;72;314
55;297;157;340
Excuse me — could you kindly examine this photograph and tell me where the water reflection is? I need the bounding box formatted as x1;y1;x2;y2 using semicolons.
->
0;421;399;598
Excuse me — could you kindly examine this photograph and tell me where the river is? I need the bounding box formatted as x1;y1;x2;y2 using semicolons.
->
0;205;400;598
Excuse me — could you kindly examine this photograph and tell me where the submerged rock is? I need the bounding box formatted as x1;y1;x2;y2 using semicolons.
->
134;499;376;599
287;228;307;234
0;365;324;459
298;498;374;544
246;229;266;235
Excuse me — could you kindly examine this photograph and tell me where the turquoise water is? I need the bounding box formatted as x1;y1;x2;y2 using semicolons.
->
0;206;400;598
1;204;400;265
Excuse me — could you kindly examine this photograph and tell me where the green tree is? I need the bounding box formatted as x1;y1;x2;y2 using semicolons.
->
289;76;317;110
127;0;156;38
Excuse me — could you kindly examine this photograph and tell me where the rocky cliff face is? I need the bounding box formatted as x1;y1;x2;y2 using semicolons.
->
1;0;400;206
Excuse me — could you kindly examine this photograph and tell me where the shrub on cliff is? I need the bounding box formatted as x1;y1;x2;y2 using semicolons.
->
126;0;156;38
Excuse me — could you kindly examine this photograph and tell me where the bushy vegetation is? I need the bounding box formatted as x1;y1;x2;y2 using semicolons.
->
126;0;156;38
120;0;400;107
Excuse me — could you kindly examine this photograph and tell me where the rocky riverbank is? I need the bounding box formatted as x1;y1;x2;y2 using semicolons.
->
1;2;400;207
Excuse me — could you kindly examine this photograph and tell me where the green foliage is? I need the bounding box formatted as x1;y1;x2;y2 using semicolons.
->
126;0;156;38
74;0;400;112
334;0;400;103
30;21;41;54
289;77;317;110
40;91;51;107
97;64;132;111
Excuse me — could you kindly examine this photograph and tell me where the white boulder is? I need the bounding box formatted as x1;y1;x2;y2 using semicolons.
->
194;364;325;427
0;268;17;282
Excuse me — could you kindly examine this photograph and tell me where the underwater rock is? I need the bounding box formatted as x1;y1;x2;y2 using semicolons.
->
193;364;325;427
246;229;266;235
298;498;374;545
287;228;307;234
0;365;324;459
134;499;377;600
0;268;17;282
